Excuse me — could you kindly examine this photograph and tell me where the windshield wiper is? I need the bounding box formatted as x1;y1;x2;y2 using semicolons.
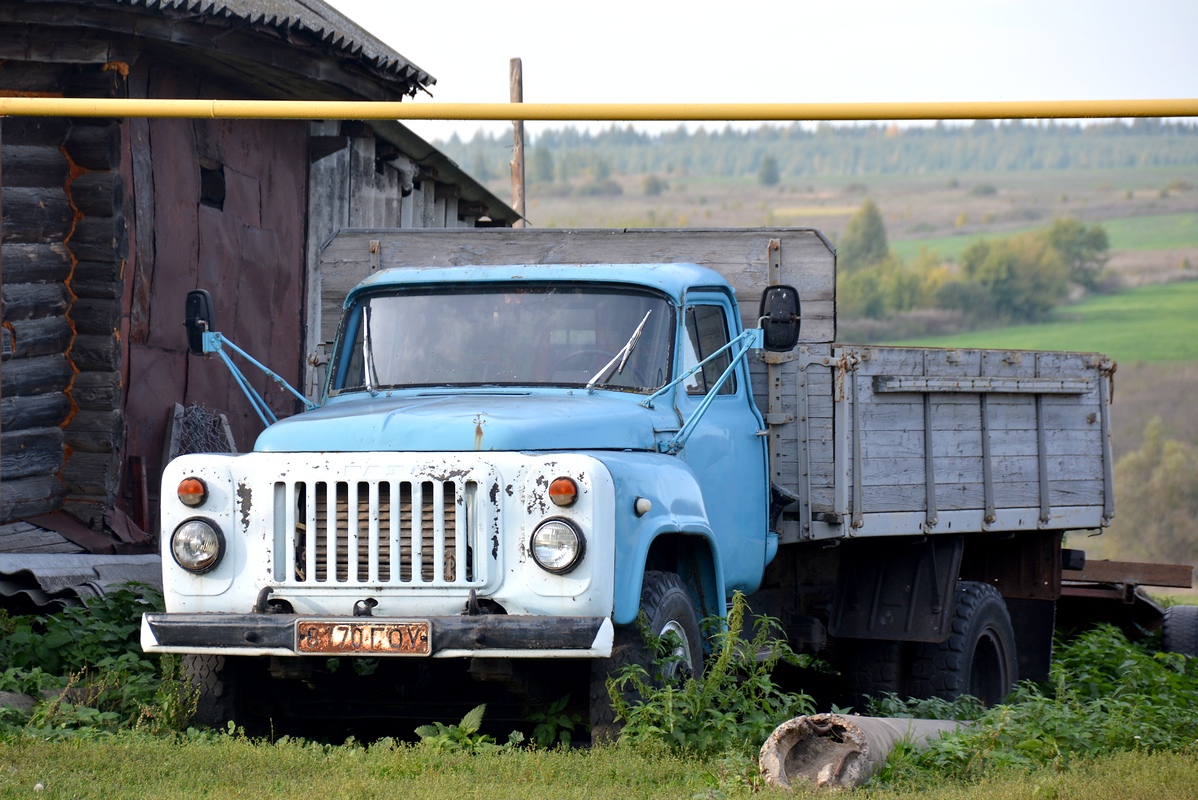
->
587;310;652;392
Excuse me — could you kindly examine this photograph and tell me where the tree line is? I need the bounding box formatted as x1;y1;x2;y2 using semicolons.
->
443;119;1198;184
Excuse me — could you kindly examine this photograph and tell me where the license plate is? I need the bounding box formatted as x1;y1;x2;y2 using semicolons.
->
296;620;431;655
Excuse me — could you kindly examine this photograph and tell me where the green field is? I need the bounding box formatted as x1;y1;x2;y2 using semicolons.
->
891;212;1198;262
891;280;1198;363
2;736;1197;800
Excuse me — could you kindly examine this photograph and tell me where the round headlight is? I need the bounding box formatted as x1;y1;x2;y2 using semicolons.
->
530;518;585;574
171;519;225;573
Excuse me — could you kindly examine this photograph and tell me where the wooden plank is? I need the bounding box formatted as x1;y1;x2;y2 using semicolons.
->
69;214;129;262
1068;560;1192;588
858;427;1103;460
0;521;84;554
0;426;64;479
70;298;121;336
320;227;836;339
71;371;121;410
1;186;73;243
64;409;124;453
308;146;350;348
856;480;1106;514
1;281;70;318
860;454;1102;486
0;144;69;188
127;84;155;345
0;392;70;431
1;355;72;396
0;243;72;284
71;334;120;372
0;474;65;523
6;317;72;359
61;450;119;499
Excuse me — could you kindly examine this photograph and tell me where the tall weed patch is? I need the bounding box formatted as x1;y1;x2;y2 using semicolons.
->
0;584;193;737
881;624;1198;785
609;592;815;757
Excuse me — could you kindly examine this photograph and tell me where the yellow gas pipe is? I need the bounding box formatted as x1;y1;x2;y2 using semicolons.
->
1;97;1196;121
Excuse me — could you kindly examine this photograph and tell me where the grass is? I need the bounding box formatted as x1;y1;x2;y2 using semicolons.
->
891;211;1198;262
889;280;1198;363
0;735;1195;800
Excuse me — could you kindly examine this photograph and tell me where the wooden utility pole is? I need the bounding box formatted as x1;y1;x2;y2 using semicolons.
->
509;58;525;228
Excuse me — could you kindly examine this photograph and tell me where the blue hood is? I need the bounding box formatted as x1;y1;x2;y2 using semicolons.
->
254;390;678;453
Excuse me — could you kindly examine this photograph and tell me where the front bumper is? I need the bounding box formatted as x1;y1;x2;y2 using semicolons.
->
141;613;614;659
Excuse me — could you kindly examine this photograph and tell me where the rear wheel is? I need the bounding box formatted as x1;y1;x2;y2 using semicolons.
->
590;571;703;743
1162;605;1198;658
908;581;1017;706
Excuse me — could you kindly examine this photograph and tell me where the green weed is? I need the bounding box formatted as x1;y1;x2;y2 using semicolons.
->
609;592;815;757
413;704;524;754
878;624;1198;788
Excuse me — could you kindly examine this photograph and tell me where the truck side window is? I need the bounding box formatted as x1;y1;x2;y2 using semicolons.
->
683;305;735;395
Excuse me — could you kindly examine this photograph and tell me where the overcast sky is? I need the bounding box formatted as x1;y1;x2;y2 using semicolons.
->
327;0;1197;143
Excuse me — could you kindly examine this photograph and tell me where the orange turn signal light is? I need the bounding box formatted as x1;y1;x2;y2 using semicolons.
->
177;477;208;508
548;477;578;507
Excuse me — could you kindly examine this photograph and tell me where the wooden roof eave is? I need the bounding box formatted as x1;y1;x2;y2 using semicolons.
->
370;119;521;226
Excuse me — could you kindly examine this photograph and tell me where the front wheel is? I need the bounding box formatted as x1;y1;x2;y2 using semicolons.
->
908;581;1018;706
589;571;703;743
182;654;240;729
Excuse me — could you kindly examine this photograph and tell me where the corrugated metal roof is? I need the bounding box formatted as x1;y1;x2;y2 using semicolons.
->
0;554;161;612
111;0;435;93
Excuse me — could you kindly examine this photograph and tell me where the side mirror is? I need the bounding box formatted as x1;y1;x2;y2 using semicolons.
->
185;289;215;356
759;285;800;352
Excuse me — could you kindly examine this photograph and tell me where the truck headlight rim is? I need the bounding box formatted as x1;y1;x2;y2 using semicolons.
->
170;518;225;574
530;517;585;575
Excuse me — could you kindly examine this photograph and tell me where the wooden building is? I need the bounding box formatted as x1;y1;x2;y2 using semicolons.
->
0;0;518;553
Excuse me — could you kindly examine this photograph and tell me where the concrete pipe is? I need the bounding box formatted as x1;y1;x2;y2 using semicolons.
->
759;713;966;790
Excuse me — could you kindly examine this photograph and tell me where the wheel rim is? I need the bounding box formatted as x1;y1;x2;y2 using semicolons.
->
970;628;1009;706
660;619;694;682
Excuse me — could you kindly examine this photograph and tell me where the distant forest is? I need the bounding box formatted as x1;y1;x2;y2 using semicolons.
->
436;120;1198;182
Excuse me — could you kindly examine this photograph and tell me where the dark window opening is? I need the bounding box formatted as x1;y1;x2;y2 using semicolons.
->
200;161;225;210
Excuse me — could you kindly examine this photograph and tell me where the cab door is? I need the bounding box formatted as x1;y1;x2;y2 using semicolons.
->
674;292;770;593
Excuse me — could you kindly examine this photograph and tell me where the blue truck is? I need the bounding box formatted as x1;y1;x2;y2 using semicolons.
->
142;228;1195;738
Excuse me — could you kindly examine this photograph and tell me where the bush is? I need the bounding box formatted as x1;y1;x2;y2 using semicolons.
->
880;625;1198;785
609;592;815;757
0;583;193;738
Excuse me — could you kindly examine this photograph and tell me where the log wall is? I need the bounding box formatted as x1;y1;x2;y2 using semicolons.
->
0;60;131;525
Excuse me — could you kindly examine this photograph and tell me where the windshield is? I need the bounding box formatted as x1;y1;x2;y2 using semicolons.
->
329;285;674;394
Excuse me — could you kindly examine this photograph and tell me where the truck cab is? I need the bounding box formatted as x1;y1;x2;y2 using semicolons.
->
143;256;796;735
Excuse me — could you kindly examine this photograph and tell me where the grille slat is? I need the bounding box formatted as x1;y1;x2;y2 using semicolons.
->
286;479;475;586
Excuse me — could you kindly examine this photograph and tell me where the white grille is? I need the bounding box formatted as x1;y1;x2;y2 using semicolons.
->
274;479;482;586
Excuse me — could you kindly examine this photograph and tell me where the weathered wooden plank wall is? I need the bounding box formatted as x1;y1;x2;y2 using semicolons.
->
121;61;309;503
304;126;487;392
828;346;1110;526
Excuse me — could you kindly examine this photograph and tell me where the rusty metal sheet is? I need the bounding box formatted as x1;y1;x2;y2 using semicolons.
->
296;620;430;656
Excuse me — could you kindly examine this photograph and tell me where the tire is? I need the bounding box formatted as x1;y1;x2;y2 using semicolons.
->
908;581;1018;706
1162;605;1198;657
590;571;703;744
183;654;239;729
845;639;909;709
